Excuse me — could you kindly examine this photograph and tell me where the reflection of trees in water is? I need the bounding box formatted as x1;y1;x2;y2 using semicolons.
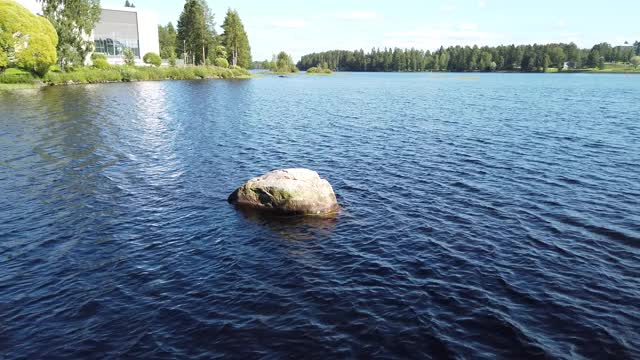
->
235;206;338;241
41;87;127;243
0;85;122;261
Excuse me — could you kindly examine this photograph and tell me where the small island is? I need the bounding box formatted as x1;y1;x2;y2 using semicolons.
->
251;55;333;75
253;51;299;74
306;62;333;75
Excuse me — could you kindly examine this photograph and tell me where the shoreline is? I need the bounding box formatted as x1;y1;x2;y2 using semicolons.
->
3;69;637;91
298;69;640;75
0;76;253;91
0;65;253;91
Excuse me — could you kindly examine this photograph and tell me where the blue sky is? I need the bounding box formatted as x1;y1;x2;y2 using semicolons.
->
102;0;640;61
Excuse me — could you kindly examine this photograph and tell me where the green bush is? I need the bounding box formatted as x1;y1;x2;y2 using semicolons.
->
93;58;110;69
91;53;107;61
168;53;177;67
123;48;135;66
214;57;229;68
143;52;162;67
306;66;332;74
37;65;250;85
0;0;58;76
119;66;137;81
193;66;208;79
0;68;35;83
44;70;87;84
4;68;31;75
0;52;8;70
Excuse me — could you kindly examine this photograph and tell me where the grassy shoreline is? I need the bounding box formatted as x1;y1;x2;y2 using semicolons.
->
0;65;252;90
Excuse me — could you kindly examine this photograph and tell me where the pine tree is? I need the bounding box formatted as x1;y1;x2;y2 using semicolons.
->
221;9;251;68
177;0;207;65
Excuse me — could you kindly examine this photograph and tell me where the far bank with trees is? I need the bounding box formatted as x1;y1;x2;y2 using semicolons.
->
297;42;640;73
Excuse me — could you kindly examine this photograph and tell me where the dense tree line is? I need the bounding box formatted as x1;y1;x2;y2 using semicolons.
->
298;42;640;72
161;4;250;67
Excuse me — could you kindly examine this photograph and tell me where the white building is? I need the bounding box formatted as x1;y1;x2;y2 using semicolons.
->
14;0;160;65
92;6;159;65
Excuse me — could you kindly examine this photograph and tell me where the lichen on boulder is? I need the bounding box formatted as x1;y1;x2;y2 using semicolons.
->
228;168;339;215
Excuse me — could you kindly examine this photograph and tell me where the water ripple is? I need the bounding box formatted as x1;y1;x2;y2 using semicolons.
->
1;74;640;358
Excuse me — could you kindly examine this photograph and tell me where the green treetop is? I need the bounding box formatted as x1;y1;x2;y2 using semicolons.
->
158;22;177;59
221;9;251;68
0;0;58;75
38;0;101;69
272;51;297;73
177;0;217;65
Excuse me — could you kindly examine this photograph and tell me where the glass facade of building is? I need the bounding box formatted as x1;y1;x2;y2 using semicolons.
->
93;9;140;57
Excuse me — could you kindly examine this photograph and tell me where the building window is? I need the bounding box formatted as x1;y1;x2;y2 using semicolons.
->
93;9;140;58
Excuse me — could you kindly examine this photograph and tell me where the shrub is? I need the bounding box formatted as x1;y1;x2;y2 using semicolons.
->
0;0;58;76
123;48;135;66
214;57;229;68
0;51;8;71
193;66;208;79
168;52;177;67
0;68;35;83
307;67;332;74
143;52;162;67
37;65;250;85
91;53;107;61
119;66;138;81
93;58;110;69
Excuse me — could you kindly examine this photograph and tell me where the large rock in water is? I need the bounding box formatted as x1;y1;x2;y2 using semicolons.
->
228;168;339;215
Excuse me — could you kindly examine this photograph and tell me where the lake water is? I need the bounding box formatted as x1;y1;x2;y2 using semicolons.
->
1;73;639;358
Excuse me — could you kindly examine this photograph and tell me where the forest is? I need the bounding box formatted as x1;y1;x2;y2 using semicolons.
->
159;1;251;68
297;42;640;72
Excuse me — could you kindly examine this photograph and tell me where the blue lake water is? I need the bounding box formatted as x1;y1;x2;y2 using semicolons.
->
1;73;639;358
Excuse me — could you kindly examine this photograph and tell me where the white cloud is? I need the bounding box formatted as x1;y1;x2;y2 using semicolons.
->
478;0;487;8
336;11;379;20
271;19;308;28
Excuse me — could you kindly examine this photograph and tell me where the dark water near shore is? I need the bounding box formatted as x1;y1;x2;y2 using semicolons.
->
1;73;640;359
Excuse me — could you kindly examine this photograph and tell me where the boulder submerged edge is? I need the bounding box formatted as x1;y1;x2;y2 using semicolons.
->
227;168;340;216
